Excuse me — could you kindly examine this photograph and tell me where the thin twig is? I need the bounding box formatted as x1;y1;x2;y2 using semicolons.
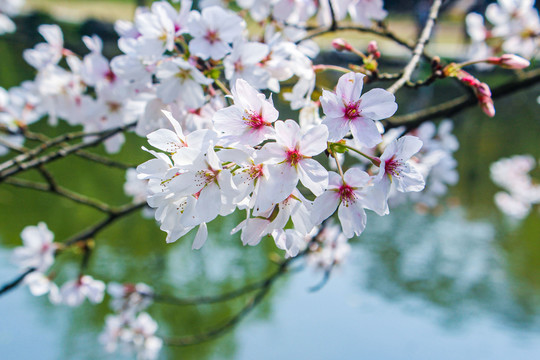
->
387;0;443;94
303;24;432;62
22;129;133;170
163;256;292;346
63;201;146;247
0;122;135;174
4;177;113;213
0;123;135;182
385;68;540;130
0;268;36;297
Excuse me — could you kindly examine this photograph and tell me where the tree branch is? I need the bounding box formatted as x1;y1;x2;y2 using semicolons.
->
0;268;36;297
0;122;135;182
4;177;113;213
387;0;443;94
385;68;540;130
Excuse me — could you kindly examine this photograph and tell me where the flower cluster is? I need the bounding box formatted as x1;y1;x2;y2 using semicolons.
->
0;0;24;35
306;221;351;271
137;71;426;254
466;0;540;61
491;155;540;219
441;54;529;117
377;120;459;210
237;0;387;27
11;222;106;306
100;283;161;360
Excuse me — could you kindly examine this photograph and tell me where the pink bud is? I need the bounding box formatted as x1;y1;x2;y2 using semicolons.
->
460;74;480;87
475;82;492;98
488;54;530;69
478;96;495;117
367;41;378;54
332;38;352;52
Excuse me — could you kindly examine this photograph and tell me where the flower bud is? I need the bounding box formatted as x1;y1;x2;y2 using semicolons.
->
488;54;530;69
479;97;495;117
460;74;480;87
332;38;352;52
367;41;380;58
475;82;492;98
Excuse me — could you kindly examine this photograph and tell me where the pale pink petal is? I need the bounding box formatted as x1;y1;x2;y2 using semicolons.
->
274;120;301;150
253;163;298;213
338;201;366;238
336;72;365;102
344;167;370;188
299;124;328;156
195;184;222;223
395;164;425;192
359;88;398;120
192;223;208;250
349;117;382;148
312;190;340;225
297;158;328;196
322;116;350;142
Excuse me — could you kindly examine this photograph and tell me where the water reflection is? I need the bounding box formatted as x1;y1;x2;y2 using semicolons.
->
360;206;540;330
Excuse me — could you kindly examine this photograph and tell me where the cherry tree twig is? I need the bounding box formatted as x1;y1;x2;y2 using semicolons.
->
163;252;296;346
384;67;540;130
0;122;136;181
4;177;112;213
387;0;443;94
0;200;146;297
0;122;136;175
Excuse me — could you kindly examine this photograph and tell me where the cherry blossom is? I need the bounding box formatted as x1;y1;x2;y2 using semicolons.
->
348;0;388;27
23;271;62;304
312;168;374;238
12;222;56;272
100;312;162;360
306;222;351;270
155;58;213;107
187;6;245;60
60;275;106;307
256;120;329;211
108;282;154;315
371;135;425;215
320;72;397;147
232;189;313;247
490;154;540;219
213;79;277;146
23;24;64;70
223;39;270;90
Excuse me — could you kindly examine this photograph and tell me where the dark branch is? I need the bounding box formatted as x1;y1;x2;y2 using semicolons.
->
385;68;540;130
0;268;36;297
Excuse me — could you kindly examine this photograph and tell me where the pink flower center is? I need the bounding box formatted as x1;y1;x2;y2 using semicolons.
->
41;243;50;253
244;112;269;130
385;156;402;177
104;70;116;83
338;183;357;205
248;164;264;179
205;30;219;44
344;101;361;121
124;283;136;295
234;60;244;72
286;149;303;166
194;168;219;189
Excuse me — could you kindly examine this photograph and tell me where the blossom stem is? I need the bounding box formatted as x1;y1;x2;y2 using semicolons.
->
456;59;490;68
336;143;381;167
313;64;350;73
328;145;345;180
214;79;232;96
